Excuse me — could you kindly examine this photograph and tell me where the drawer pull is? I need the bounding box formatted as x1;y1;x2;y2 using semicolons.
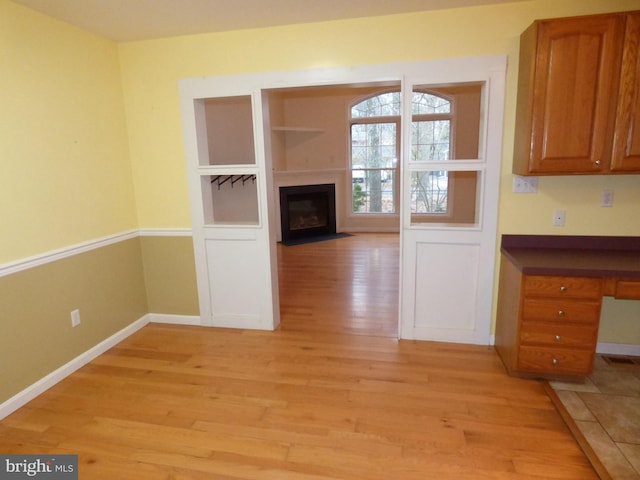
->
555;335;561;342
552;358;559;366
560;286;567;293
558;310;565;317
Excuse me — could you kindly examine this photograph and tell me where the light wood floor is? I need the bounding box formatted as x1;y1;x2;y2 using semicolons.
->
0;233;597;479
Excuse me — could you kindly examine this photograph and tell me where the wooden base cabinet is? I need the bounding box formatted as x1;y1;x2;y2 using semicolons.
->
495;256;603;380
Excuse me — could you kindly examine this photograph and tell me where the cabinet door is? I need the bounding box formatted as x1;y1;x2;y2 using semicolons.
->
612;13;640;172
523;15;625;174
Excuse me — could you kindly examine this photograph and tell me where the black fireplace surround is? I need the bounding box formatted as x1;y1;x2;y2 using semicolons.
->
279;184;336;243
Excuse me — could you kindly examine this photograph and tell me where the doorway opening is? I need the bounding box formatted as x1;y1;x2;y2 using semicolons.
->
266;82;402;337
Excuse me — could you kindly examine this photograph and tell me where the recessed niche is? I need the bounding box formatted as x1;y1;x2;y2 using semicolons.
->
202;175;259;225
203;96;255;166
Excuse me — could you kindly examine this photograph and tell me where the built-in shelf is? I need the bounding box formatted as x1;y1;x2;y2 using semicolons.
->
273;168;346;176
271;126;324;133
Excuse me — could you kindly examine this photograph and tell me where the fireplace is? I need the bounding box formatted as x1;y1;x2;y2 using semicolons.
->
279;184;336;243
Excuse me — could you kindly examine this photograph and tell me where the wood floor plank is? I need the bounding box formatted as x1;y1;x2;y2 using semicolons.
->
0;234;598;479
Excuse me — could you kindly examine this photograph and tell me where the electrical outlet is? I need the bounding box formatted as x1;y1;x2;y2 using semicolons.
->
512;175;539;193
601;189;614;207
71;309;81;327
553;209;566;227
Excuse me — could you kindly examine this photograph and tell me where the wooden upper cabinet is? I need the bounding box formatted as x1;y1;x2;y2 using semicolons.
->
513;12;640;175
612;12;640;172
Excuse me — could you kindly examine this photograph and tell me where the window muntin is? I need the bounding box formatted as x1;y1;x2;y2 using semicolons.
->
350;90;455;215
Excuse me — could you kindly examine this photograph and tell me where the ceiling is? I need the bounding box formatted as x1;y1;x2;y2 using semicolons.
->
11;0;528;42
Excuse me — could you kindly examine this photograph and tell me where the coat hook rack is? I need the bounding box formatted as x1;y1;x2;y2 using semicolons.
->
211;175;257;189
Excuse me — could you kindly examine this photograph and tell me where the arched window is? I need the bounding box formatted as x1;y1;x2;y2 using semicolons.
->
350;91;452;214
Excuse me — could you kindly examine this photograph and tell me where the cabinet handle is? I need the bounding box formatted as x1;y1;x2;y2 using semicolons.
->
595;160;601;166
558;310;565;317
555;335;561;342
560;286;567;293
552;358;559;365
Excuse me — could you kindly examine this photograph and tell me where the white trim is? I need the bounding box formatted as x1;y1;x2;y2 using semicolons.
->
596;342;640;356
0;315;151;421
139;228;193;237
149;313;201;326
0;230;138;278
0;229;194;278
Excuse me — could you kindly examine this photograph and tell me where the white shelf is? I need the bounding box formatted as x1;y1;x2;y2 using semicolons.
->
271;126;324;133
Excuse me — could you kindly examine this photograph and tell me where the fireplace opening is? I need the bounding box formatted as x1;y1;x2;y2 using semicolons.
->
280;184;336;242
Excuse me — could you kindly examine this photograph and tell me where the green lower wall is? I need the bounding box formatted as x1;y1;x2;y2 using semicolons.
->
599;297;640;346
0;234;200;405
1;232;637;405
139;235;199;315
0;238;148;404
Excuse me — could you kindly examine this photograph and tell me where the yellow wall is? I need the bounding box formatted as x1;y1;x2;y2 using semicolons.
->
118;0;640;341
118;0;640;233
0;1;148;405
0;1;138;264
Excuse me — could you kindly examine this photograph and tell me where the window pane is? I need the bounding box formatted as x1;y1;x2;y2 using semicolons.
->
412;120;450;161
412;92;451;114
351;123;397;168
410;171;449;214
352;169;395;214
351;92;401;118
410;170;480;226
413;83;484;160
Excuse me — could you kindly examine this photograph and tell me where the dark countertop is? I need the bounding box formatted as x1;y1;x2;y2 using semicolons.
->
501;235;640;278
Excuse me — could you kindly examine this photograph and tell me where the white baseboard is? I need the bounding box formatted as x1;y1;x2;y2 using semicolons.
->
596;342;640;356
149;313;201;326
0;315;151;421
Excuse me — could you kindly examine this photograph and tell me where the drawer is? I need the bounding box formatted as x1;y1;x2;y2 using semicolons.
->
523;275;602;299
615;279;640;300
522;298;601;324
519;323;598;348
518;346;594;376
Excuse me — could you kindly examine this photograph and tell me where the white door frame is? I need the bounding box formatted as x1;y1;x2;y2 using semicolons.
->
179;56;506;341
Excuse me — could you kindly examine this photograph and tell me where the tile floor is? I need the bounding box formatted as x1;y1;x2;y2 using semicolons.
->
550;355;640;480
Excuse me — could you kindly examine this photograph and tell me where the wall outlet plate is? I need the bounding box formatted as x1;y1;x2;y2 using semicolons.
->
601;189;614;207
513;175;538;193
71;309;81;327
553;209;566;227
